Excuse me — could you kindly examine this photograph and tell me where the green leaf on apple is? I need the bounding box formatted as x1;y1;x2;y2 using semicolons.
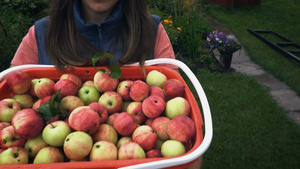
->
92;53;122;79
38;89;67;120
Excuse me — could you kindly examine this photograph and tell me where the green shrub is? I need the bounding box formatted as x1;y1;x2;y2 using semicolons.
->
0;0;49;72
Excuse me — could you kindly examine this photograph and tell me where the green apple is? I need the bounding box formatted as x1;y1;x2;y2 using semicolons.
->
92;124;118;144
77;85;100;105
118;142;146;160
63;131;93;161
33;146;64;164
89;141;118;161
116;137;132;149
161;140;186;157
42;121;72;147
60;95;84;115
0;147;29;165
0;98;21;123
165;97;191;119
13;93;34;109
24;134;48;159
146;70;167;88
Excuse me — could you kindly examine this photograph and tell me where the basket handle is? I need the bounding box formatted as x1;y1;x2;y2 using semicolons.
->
119;58;213;169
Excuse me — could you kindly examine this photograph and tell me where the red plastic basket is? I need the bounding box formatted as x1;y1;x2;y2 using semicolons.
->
0;59;212;169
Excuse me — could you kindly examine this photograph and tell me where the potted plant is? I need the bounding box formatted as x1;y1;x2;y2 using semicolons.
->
206;31;241;69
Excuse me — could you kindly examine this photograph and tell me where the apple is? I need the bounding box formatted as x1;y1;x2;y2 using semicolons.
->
60;95;84;116
146;149;163;158
89;141;118;161
0;122;10;131
92;124;118;145
132;125;157;151
98;91;123;114
94;69;119;92
167;115;196;143
121;101;131;112
68;106;100;135
116;137;132;149
155;138;164;150
42;121;72;147
117;80;134;101
142;95;166;119
24;134;48;159
0;147;29;165
60;73;82;90
118;142;146;160
0;125;26;149
151;116;170;140
149;86;165;100
129;80;149;102
63;131;93;161
39;95;52;106
6;70;31;94
88;102;108;124
34;78;55;99
54;79;78;99
146;70;167;88
82;80;95;87
12;108;44;139
163;79;185;100
126;101;147;124
113;112;137;136
145;118;154;127
0;98;21;123
165;97;191;119
32;99;42;111
13;93;34;109
106;112;119;126
33;146;64;164
29;78;39;97
77;85;100;105
161;140;186;157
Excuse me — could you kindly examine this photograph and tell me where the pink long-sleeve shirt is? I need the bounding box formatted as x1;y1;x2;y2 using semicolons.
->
11;23;176;69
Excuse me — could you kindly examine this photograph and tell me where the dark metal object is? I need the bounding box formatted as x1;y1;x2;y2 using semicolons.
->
247;29;300;65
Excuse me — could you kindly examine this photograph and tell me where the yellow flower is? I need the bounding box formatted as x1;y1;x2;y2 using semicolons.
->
168;15;172;18
177;27;182;31
164;19;169;24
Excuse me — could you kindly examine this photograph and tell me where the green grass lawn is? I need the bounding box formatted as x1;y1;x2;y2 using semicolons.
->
203;0;300;95
183;70;300;169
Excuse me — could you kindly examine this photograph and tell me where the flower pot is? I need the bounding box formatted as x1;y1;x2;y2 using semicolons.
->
220;52;233;69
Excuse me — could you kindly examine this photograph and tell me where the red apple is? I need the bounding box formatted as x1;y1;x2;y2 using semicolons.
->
98;91;123;114
0;125;27;149
113;112;137;136
106;112;119;126
94;70;119;92
145;118;154;127
118;142;146;160
126;101;148;124
32;99;42;111
54;79;78;99
0;98;21;123
129;80;149;102
167;115;196;143
0;122;10;131
12;108;44;139
68;106;100;135
29;79;39;97
149;86;165;100
92;124;118;145
40;95;52;105
146;149;163;158
88;102;108;124
163;79;185;100
6;70;31;94
34;78;55;99
60;95;84;116
142;95;166;119
82;80;95;87
60;73;82;90
117;80;134;101
132;125;157;151
151;116;170;141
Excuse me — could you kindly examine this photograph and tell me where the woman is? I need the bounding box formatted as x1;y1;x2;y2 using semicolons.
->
11;0;176;70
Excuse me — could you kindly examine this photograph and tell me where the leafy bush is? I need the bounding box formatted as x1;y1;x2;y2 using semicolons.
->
0;0;49;72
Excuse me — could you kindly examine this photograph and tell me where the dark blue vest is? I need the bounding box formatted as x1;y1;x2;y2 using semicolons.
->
34;0;161;65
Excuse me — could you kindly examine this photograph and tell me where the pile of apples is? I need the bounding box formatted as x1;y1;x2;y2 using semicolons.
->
0;68;196;165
